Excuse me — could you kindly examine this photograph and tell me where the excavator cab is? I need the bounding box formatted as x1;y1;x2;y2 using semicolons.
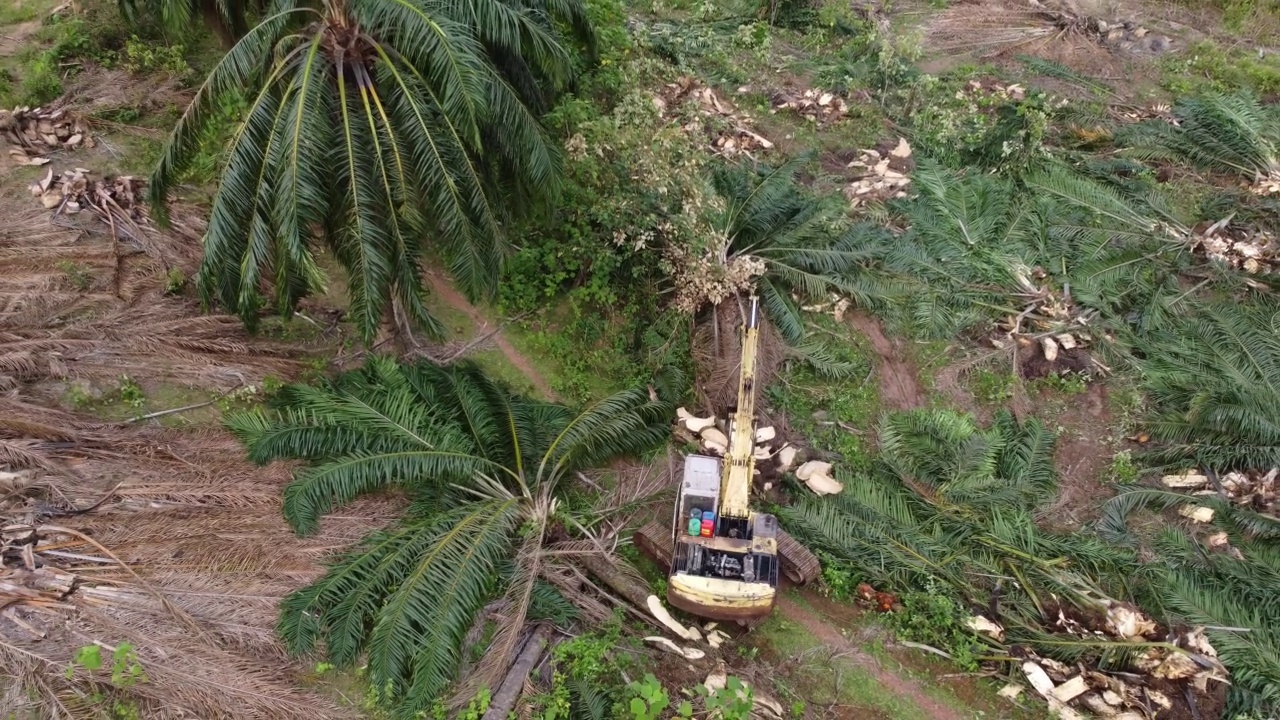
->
665;298;780;622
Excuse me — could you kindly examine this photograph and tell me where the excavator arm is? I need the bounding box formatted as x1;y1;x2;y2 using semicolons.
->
665;297;780;622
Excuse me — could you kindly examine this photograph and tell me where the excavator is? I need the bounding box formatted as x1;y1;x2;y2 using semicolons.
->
637;296;818;622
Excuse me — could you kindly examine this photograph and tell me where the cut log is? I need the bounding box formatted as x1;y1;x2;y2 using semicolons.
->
481;624;553;720
577;552;655;612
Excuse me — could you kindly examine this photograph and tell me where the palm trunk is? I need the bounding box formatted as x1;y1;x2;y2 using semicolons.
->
481;624;553;720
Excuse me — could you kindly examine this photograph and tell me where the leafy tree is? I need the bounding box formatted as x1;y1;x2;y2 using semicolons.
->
226;358;671;715
151;0;592;342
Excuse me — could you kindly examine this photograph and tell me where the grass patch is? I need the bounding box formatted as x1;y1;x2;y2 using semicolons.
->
750;613;933;720
765;323;878;471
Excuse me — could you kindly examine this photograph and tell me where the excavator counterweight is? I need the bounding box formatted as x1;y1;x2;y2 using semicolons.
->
665;297;780;622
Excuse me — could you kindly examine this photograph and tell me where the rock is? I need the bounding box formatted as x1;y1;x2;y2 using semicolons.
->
1161;471;1208;489
795;460;833;480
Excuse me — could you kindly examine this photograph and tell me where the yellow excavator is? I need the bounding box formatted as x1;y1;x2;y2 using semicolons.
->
663;296;782;621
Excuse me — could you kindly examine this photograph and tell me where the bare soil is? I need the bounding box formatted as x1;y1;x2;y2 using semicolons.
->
0;20;41;56
846;311;927;412
1039;381;1120;528
424;268;560;401
776;595;966;720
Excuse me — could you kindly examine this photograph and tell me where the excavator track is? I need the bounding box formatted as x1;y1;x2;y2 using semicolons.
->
635;522;820;586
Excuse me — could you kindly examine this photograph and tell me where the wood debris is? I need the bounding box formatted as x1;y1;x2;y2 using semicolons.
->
1161;471;1208;489
843;138;913;209
1217;468;1277;514
2;106;92;165
656;78;773;159
28;167;147;233
1194;218;1277;275
770;88;849;127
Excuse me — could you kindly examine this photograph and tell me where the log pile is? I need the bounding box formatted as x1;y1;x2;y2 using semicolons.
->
2;106;92;166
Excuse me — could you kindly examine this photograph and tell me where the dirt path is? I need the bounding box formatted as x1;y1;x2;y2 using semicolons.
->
424;270;560;401
847;311;927;411
777;596;964;720
0;20;41;57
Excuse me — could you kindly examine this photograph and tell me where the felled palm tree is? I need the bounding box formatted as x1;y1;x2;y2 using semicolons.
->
151;0;590;342
1101;487;1280;715
1138;300;1280;470
780;409;1141;662
674;155;891;343
1120;93;1280;182
671;156;897;397
226;357;671;715
869;160;1194;340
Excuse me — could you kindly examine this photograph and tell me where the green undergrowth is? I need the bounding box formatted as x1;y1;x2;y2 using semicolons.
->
765;318;878;471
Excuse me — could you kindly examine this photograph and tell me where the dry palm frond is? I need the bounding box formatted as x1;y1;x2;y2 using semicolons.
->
692;298;787;412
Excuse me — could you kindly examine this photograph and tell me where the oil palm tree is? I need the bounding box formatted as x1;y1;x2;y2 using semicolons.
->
1100;487;1280;715
779;409;1143;664
692;154;893;344
225;357;671;715
150;0;590;342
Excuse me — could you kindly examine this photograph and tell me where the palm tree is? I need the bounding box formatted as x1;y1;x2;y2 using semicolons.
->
225;357;672;715
150;0;590;342
674;156;899;397
680;155;893;344
866;160;1196;341
779;409;1143;664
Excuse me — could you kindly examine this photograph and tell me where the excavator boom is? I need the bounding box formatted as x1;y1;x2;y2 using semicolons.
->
665;297;779;622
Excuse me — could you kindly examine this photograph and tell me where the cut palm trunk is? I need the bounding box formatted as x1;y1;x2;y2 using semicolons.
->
482;624;554;720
